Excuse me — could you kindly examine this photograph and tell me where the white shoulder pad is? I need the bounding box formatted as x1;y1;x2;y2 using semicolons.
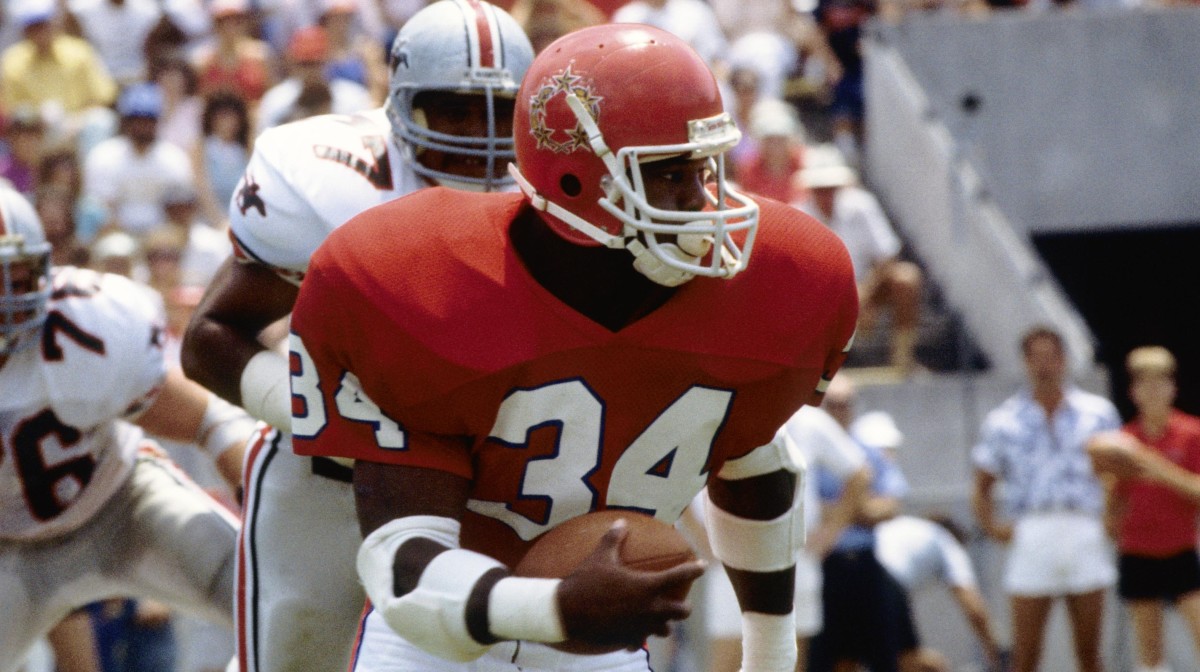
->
42;268;167;427
229;109;424;275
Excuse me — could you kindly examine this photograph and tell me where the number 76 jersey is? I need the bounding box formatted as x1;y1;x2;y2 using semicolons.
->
0;268;166;541
290;189;858;568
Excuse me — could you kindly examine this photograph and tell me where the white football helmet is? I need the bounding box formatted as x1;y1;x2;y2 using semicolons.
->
0;186;51;356
386;0;534;191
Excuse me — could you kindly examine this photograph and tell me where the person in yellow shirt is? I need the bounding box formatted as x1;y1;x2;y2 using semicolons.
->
0;0;117;149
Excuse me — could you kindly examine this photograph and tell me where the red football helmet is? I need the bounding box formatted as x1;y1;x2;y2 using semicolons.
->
511;24;759;286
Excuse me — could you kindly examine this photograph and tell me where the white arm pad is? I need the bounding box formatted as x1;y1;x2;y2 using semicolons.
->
357;516;568;661
358;516;496;662
239;349;292;430
196;393;257;458
740;612;798;672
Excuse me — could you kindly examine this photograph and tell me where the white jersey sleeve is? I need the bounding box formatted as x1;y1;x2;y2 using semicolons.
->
0;267;168;540
227;108;425;282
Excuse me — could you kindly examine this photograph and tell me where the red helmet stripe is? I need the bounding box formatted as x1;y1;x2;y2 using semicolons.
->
462;0;496;69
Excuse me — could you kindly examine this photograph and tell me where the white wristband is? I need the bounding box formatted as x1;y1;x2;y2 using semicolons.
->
196;393;256;458
239;349;291;430
487;576;566;643
740;611;797;672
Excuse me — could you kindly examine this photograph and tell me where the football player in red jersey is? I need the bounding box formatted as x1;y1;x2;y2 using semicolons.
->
179;2;534;672
289;23;858;672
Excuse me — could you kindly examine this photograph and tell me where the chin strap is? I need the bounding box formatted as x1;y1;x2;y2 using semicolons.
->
627;239;696;287
510;164;705;288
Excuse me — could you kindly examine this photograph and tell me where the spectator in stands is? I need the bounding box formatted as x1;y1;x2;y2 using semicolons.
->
691;403;871;672
87;229;143;279
66;0;162;86
255;25;373;133
972;325;1120;672
0;0;117;149
192;0;274;105
723;66;764;173
151;54;204;154
876;514;1005;672
35;183;90;266
510;0;606;53
611;0;729;70
1088;346;1200;672
141;223;189;300
809;374;914;672
797;144;923;375
82;83;195;236
734;98;808;204
318;0;389;103
156;181;230;287
193;92;250;226
37;146;107;243
811;0;873;166
0;105;46;196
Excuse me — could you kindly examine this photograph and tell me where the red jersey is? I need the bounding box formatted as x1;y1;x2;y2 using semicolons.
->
290;188;857;567
1117;411;1200;556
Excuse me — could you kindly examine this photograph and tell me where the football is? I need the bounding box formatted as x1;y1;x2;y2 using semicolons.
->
513;509;698;654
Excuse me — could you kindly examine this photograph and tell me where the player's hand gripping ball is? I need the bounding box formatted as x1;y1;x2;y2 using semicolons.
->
514;509;698;654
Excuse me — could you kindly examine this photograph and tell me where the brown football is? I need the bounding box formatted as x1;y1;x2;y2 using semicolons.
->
513;509;698;655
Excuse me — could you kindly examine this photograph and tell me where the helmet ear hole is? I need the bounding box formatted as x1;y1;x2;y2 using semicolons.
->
560;174;582;197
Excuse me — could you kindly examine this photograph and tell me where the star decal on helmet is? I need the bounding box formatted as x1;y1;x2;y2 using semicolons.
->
527;65;602;154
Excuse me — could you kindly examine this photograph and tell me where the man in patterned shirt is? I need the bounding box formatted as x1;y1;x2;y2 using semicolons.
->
971;325;1120;672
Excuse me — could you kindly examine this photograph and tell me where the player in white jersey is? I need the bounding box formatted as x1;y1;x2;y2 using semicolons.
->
0;186;256;672
179;2;534;671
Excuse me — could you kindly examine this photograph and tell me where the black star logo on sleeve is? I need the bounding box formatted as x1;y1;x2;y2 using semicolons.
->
237;173;267;217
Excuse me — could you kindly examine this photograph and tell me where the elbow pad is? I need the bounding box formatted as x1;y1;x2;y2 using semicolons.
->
358;516;494;662
357;516;567;662
239;349;292;430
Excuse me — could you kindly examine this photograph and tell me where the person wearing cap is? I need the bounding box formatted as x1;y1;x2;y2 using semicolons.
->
0;0;117;138
732;97;809;203
254;24;373;134
81;82;195;235
809;373;916;672
796;144;924;375
1088;346;1200;672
